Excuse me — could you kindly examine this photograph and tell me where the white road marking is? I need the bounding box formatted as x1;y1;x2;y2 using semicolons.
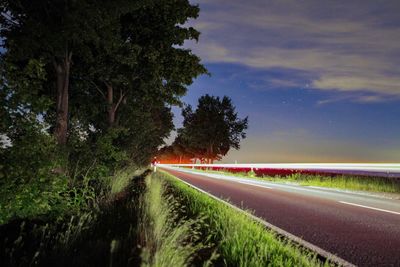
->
236;181;273;189
166;166;274;190
339;201;400;215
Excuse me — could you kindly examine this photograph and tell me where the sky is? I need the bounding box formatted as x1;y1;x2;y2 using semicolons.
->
173;0;400;163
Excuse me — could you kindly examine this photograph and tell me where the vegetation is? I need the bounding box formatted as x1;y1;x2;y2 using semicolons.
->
0;1;260;266
0;168;147;266
0;0;205;224
267;173;400;194
161;171;329;267
159;95;248;164
139;173;215;266
1;167;336;267
187;168;400;194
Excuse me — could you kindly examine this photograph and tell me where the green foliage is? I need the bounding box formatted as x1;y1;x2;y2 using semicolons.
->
140;173;211;266
247;169;256;177
0;114;67;223
1;0;206;164
0;0;207;225
1;169;148;266
178;94;248;163
109;167;143;195
0;176;63;224
267;173;400;194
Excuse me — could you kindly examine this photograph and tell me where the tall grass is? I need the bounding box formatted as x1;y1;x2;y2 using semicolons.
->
109;167;144;195
161;171;329;267
188;168;400;194
139;174;214;267
1;210;97;266
1;167;146;266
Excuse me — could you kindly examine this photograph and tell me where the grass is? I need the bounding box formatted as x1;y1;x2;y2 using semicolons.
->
1;167;147;266
185;168;400;194
139;173;214;267
160;170;330;267
109;167;145;195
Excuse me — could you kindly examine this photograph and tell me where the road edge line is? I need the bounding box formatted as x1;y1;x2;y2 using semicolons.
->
166;171;356;267
339;201;400;215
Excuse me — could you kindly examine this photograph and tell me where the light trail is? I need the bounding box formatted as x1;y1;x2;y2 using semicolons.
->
160;163;400;177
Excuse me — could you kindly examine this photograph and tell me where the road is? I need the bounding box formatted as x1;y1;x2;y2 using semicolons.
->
161;166;400;267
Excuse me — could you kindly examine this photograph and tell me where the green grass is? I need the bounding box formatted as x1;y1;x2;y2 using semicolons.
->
187;168;400;194
140;173;213;267
109;167;144;195
161;171;330;267
1;167;147;266
276;173;400;193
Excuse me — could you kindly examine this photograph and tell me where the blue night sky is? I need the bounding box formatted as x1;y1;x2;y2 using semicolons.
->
172;0;400;163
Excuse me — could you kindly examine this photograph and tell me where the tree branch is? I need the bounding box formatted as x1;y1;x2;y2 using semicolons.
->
115;89;126;111
94;85;106;99
0;12;19;26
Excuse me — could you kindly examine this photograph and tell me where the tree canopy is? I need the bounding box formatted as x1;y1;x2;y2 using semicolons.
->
175;94;248;163
0;0;206;165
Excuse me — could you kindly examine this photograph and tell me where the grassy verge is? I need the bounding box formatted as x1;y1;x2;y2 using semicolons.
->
185;168;400;194
160;171;329;267
139;173;215;266
108;167;146;195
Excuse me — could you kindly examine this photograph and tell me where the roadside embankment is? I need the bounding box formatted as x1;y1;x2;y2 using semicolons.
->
160;171;330;267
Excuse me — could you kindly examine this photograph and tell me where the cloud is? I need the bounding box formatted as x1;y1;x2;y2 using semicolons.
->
316;93;395;106
313;75;400;95
189;0;400;98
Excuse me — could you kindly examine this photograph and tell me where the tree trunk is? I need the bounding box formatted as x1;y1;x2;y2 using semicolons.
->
107;84;116;126
54;52;72;145
207;144;214;164
106;84;125;128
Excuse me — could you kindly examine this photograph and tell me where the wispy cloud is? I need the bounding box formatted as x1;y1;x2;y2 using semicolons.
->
316;93;396;106
189;0;400;98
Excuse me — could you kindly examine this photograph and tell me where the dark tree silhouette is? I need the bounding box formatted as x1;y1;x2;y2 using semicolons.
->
179;94;248;163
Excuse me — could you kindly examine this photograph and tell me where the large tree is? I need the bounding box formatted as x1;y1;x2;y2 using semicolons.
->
1;0;206;159
0;0;118;145
1;0;207;178
179;94;248;163
79;0;206;130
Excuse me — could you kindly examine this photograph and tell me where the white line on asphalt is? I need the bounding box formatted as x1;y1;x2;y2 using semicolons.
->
236;181;273;189
339;201;400;215
167;166;275;190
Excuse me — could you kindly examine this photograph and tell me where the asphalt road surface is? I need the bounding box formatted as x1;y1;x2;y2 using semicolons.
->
161;167;400;267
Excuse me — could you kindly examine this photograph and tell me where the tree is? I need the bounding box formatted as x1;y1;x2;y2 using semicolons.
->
0;0;208;224
79;0;206;130
1;0;206;162
0;0;119;145
179;94;248;163
158;135;195;164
